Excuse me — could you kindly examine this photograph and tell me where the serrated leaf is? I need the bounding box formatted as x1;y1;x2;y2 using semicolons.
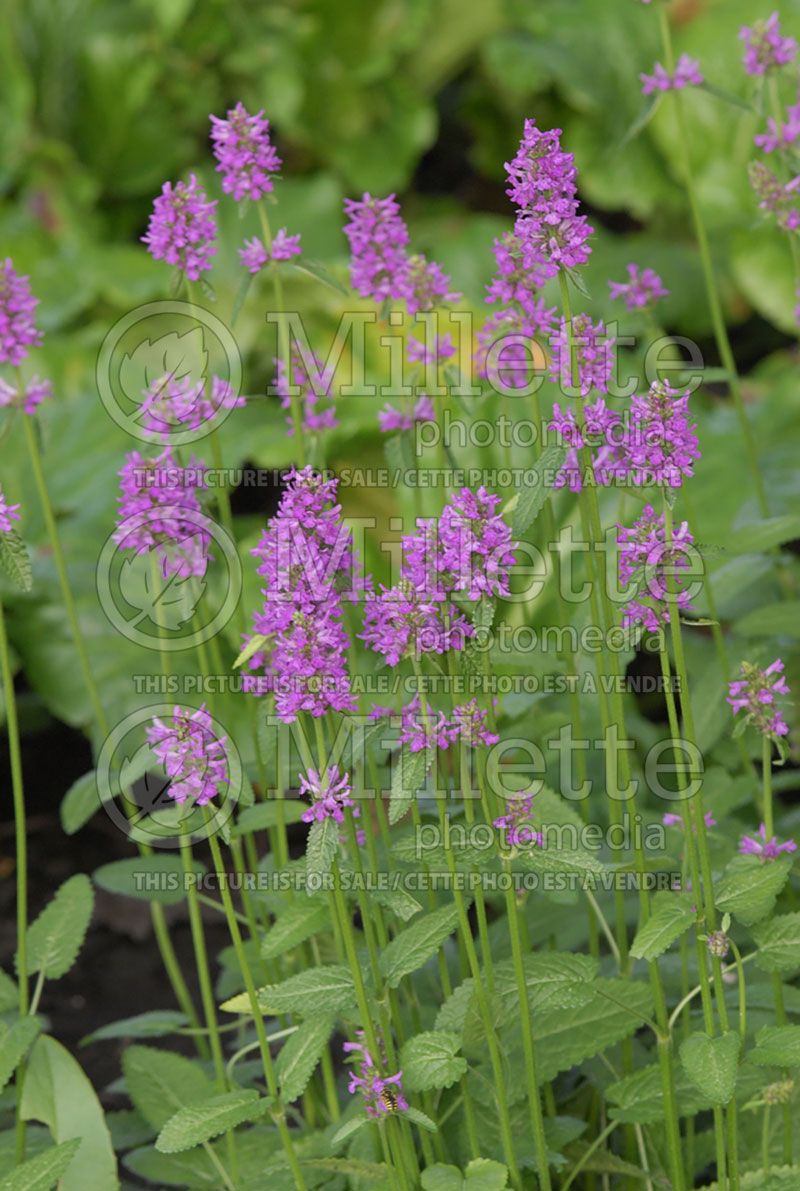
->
0;1016;41;1092
679;1031;740;1106
221;965;356;1017
400;1031;466;1092
305;816;339;885
331;1114;371;1149
276;1016;335;1103
532;979;655;1083
753;912;800;974
93;855;204;906
748;1025;800;1068
379;903;460;989
21;875;93;980
435;980;475;1033
714;855;793;927
511;443;567;538
630;893;696;961
0;1138;81;1191
156;1090;270;1153
0;529;32;592
607;1061;713;1124
516;845;606;877
122;1045;213;1131
405;1105;438;1133
389;744;431;825
0;968;18;1012
81;1010;188;1047
261;901;331;960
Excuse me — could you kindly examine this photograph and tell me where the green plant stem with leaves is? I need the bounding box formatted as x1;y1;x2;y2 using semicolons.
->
0;596;29;1162
656;4;768;517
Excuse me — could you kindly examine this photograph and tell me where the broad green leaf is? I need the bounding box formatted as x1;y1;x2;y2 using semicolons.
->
122;1045;212;1131
233;801;306;835
0;969;18;1013
0;529;32;592
380;904;460;989
516;845;606;878
389;744;431;825
21;875;93;980
714;856;793;927
720;515;800;555
221;965;356;1017
305;817;339;885
21;1036;117;1191
630;893;696;961
331;1114;371;1149
748;1025;800;1068
93;856;203;906
532;979;655;1083
753;912;800;974
400;1031;466;1092
607;1061;713;1124
405;1105;438;1133
0;1017;41;1093
156;1090;270;1153
260;901;331;960
123;1145;221;1187
733;601;800;639
421;1166;462;1191
679;1031;740;1106
467;954;597;1043
435;980;475;1033
300;1158;390;1181
511;443;567;538
0;1139;81;1191
81;1010;188;1046
60;772;102;835
276;1016;335;1103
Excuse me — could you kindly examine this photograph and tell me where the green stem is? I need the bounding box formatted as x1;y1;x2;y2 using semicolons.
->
256;202;306;463
657;5;768;516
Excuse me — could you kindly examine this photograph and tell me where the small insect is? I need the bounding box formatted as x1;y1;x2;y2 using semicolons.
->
377;1087;400;1113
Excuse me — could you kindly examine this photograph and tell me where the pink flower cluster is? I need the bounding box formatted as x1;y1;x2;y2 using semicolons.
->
209;103;282;201
626;381;700;488
549;399;626;493
0;375;52;416
274;349;337;435
299;766;357;824
549;314;615;397
139;374;243;435
344;1034;408;1118
617;505;695;633
740;13;796;76
755;97;800;153
749;161;800;232
239;229;302;274
142;176;218;281
739;823;797;861
609;264;669;311
114;449;210;579
0;260;43;366
342;193;411;303
372;696;498;754
0;486;21;534
493;792;542;847
727;658;791;739
474;306;555;393
640;55;704;97
146;703;228;806
244;468;363;720
378;394;434;433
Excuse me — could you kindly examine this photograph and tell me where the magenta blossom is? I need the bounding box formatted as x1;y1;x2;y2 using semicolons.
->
139;374;243;434
146;704;228;806
494;793;542;848
239;228;301;274
625;380;701;488
749;162;800;231
274;349;337;435
114;449;211;580
406;333;456;366
755;97;800;153
549;314;615;397
299;766;357;824
727;658;791;739
0;487;21;533
641;55;704;96
209;103;281;201
617;505;695;633
549;398;626;492
142;176;217;281
0;260;43;366
344;1033;408;1119
740;13;796;76
0;375;52;416
378;394;434;433
343;193;410;303
475;306;554;393
449;699;499;748
609;264;669;311
739;823;797;861
662;810;716;830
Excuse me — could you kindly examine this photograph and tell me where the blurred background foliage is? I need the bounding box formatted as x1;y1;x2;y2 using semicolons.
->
1;0;800;768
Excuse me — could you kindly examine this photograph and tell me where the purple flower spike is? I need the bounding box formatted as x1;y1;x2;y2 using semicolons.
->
740;13;796;77
344;1033;408;1118
274;349;337;436
0;375;52;416
239;228;301;274
493;792;543;848
0;260;43;366
755;97;800;153
727;658;792;739
549;314;615;397
625;380;701;489
142;176;217;281
343;193;410;303
300;766;357;824
641;55;704;96
739;823;797;862
114;448;211;580
549;398;626;493
662;810;716;830
617;505;695;633
146;704;229;806
209;103;282;201
0;486;21;533
609;264;669;311
749;162;800;231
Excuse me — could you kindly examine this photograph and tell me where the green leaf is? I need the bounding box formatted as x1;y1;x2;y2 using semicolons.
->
300;1158;390;1181
0;968;19;1013
93;856;204;906
679;1031;740;1106
260;901;331;960
156;1090;270;1153
753;912;800;974
330;1114;371;1149
721;515;800;555
400;1031;466;1092
60;771;102;836
389;744;431;825
511;443;567;538
630;893;696;961
276;1016;335;1104
748;1025;800;1068
81;1010;189;1046
516;845;606;878
221;965;356;1017
21;1035;117;1191
607;1061;713;1124
532;979;655;1083
714;856;794;927
379;903;461;989
232;633;269;669
305;816;339;885
0;1017;41;1093
0;1139;81;1191
405;1105;438;1133
122;1044;213;1131
21;875;93;980
0;529;32;592
734;601;800;638
233;801;306;835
